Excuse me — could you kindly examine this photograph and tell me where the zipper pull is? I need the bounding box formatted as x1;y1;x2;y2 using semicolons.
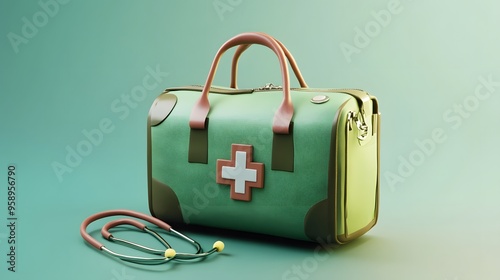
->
258;83;282;90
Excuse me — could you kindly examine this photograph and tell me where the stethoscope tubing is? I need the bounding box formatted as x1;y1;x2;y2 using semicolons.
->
80;209;223;265
80;209;173;250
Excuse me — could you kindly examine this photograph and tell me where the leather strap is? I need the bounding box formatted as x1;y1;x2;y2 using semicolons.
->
189;32;294;135
230;33;308;89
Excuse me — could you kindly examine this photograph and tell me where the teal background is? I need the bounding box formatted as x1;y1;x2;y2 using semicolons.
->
0;0;499;279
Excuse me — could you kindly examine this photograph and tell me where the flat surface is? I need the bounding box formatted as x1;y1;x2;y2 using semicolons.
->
1;1;499;279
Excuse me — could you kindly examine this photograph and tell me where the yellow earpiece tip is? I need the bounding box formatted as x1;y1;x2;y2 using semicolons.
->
213;241;224;252
164;248;176;258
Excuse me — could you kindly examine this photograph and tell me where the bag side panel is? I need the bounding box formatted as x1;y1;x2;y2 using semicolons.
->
336;98;380;242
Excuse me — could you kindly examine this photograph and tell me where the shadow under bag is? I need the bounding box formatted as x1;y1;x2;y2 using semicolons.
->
147;32;380;244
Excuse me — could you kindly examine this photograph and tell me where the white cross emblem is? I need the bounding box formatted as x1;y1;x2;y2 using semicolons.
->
216;144;264;201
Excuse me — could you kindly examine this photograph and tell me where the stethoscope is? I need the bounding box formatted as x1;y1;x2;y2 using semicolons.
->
80;209;224;265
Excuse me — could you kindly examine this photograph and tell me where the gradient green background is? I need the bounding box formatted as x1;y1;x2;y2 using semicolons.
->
1;0;499;279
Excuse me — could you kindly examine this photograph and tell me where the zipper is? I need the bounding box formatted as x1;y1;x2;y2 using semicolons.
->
255;83;283;91
292;87;367;94
186;84;367;95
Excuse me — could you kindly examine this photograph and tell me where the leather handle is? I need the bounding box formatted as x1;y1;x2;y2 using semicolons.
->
189;32;293;134
230;35;308;89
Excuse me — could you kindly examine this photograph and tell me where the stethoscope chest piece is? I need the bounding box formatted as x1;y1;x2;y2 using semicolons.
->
80;209;224;265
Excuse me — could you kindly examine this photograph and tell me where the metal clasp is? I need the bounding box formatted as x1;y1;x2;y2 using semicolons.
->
347;111;369;141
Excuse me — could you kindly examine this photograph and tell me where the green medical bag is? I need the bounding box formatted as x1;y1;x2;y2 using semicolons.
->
147;32;380;244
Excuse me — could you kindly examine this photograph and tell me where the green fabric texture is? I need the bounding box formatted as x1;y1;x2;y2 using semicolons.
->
151;89;354;240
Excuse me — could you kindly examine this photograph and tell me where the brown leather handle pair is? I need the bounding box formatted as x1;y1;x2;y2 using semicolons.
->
190;32;303;134
230;34;308;89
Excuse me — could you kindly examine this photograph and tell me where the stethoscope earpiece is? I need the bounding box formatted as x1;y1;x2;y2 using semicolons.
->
164;248;176;258
213;240;225;252
80;209;224;265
